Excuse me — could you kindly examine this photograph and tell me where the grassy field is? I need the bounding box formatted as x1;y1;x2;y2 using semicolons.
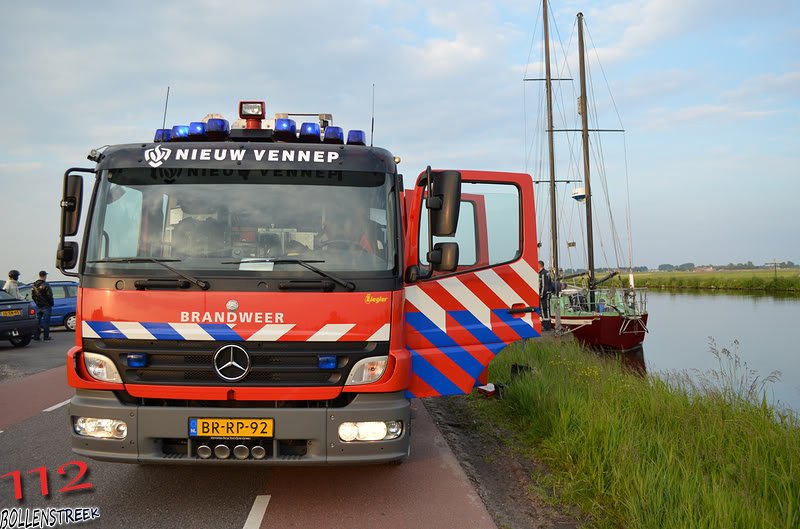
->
468;340;800;528
634;269;800;292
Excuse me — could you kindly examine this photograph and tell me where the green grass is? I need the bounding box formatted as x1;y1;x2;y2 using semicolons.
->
634;269;800;292
470;340;800;528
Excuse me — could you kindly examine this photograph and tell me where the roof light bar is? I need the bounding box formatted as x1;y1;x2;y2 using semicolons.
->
188;121;206;138
323;126;344;144
154;129;172;142
347;129;366;146
205;118;230;139
239;101;265;130
299;122;321;143
170;125;189;141
273;118;297;142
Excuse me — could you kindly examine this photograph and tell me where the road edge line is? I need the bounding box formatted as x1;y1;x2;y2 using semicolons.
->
43;399;71;412
243;494;271;529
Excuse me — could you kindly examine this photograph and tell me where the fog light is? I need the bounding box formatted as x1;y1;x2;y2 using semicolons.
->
74;417;128;439
385;420;403;440
338;421;403;442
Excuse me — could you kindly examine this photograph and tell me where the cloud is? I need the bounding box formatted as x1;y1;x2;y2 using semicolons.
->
1;0;798;269
643;104;774;129
722;71;800;103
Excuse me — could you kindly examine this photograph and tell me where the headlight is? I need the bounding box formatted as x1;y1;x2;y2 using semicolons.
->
83;352;122;383
345;356;388;386
74;417;128;439
338;421;403;442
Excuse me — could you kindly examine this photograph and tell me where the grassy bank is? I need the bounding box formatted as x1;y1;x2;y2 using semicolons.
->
633;269;800;292
470;340;799;528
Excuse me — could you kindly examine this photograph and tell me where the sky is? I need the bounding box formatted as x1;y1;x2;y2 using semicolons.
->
1;0;798;283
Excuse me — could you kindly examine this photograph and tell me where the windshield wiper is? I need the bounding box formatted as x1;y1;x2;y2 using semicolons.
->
89;258;210;290
221;258;355;291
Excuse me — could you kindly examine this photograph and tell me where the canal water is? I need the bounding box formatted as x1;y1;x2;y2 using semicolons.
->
640;290;800;413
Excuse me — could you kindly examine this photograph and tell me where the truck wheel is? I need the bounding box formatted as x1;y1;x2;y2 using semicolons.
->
10;335;32;347
64;313;77;332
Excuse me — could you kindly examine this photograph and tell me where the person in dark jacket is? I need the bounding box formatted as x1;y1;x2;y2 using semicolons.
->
538;260;554;326
31;270;54;341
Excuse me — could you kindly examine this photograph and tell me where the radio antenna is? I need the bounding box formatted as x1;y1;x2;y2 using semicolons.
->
161;86;170;132
370;83;375;147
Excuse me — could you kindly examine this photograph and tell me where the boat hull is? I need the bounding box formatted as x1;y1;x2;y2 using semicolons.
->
559;312;648;351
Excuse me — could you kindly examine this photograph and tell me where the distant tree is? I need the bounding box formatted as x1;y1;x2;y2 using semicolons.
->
677;262;695;271
658;264;675;271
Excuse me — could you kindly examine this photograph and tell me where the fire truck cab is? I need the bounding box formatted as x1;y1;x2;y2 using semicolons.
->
57;100;541;464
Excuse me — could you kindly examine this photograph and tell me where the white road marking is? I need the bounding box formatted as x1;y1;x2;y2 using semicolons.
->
243;495;271;529
43;399;71;412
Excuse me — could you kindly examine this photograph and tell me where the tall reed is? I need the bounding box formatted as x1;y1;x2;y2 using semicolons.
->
479;339;800;528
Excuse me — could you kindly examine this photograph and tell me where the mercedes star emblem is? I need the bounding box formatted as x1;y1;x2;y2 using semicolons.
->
213;344;251;382
226;299;239;312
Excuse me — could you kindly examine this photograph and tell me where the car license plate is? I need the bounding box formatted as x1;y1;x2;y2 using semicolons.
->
189;418;274;438
1;310;21;317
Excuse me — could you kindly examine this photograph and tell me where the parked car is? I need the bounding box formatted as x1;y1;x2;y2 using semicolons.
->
19;281;79;332
0;290;38;347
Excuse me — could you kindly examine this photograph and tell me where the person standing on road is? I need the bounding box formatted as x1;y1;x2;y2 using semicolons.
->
3;270;22;299
31;270;54;341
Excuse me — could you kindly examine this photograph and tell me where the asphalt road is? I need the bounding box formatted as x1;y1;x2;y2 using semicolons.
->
0;328;73;382
0;334;497;529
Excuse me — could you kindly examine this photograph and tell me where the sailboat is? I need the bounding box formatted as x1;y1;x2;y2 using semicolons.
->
537;2;648;350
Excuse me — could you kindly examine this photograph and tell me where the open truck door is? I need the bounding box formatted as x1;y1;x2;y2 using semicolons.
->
403;170;541;397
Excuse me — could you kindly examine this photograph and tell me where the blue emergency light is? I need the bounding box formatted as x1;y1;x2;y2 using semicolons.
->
127;353;148;368
347;129;366;146
154;129;172;142
299;122;321;143
188;121;206;137
273;118;297;141
318;355;337;370
171;125;190;140
323;126;344;144
205;118;230;136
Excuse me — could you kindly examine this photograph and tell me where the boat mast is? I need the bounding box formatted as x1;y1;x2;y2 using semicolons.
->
577;12;595;291
543;0;561;330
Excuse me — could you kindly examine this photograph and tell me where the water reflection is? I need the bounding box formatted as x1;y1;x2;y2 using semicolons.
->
644;291;800;412
620;346;646;375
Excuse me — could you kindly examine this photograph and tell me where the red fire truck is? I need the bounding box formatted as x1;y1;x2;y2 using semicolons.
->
57;100;541;464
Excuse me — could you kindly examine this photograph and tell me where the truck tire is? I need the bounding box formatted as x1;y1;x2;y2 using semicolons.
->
9;335;32;347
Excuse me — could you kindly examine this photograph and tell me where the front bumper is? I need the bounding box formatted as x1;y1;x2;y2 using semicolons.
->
69;389;411;465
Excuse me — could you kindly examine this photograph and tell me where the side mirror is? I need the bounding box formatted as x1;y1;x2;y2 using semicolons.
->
427;170;461;236
57;241;79;270
427;242;459;273
61;173;84;237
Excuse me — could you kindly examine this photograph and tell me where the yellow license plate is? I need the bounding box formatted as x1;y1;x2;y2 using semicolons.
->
1;310;21;317
189;418;274;438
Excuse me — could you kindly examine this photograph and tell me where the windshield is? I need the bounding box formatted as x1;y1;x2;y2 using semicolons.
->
84;168;397;276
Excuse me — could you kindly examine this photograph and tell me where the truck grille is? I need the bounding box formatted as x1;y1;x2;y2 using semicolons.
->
83;339;385;387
